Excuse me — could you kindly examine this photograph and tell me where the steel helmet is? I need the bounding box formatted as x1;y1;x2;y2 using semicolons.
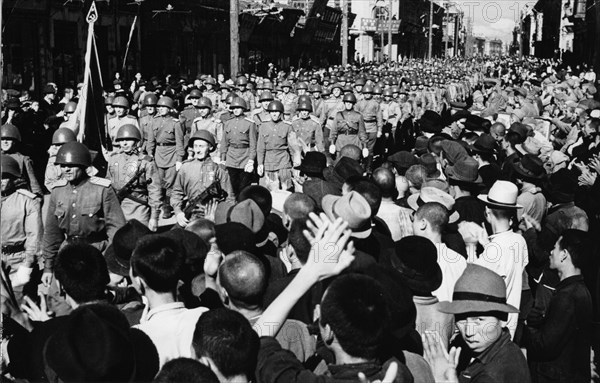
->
331;83;343;91
297;101;313;112
298;94;312;104
342;84;354;93
1;154;21;179
266;100;284;113
225;93;238;104
1;124;21;142
321;87;331;97
189;89;202;99
280;80;292;88
52;128;77;145
362;84;374;94
116;124;142;141
204;77;217;86
373;85;383;95
157;96;174;109
342;93;357;104
189;130;216;151
262;81;274;91
112;96;130;108
296;82;309;90
309;84;322;93
143;93;158;107
230;97;248;110
197;97;213;109
104;96;114;106
259;91;274;102
354;78;366;86
63;101;77;113
391;85;400;94
383;88;394;97
55;142;92;167
235;76;248;86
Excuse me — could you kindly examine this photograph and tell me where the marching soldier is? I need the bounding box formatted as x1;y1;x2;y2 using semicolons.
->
236;76;256;112
381;88;401;133
139;93;158;154
291;100;324;153
309;84;323;116
146;96;185;219
319;83;345;154
107;96;139;148
221;97;257;197
356;84;383;170
106;124;161;230
256;100;299;190
252;91;274;125
58;102;78;130
1;155;42;297
1;123;43;196
44;128;77;192
329;93;368;157
179;89;204;147
190;97;223;163
41;142;125;287
278;80;298;121
203;77;220;110
172;130;232;228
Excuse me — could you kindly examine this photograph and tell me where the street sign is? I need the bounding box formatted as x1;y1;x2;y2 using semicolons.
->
360;18;401;33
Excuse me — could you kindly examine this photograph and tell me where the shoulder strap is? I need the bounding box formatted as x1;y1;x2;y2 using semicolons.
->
17;189;37;199
89;176;112;188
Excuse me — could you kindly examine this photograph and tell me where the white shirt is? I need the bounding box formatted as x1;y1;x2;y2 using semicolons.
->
473;230;528;339
375;200;413;241
433;243;467;303
134;302;208;367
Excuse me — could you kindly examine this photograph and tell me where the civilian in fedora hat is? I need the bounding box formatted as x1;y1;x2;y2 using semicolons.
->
422;264;530;383
297;152;340;209
446;158;486;225
408;186;460;224
323;156;364;193
469;134;501;192
468;180;528;338
322;191;372;239
513;154;547;233
419;153;441;179
388;150;417;176
392;236;454;348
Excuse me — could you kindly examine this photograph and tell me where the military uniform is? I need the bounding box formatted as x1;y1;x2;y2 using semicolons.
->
171;157;233;221
381;100;401;128
106;150;162;225
239;90;256;113
257;119;298;189
191;115;223;163
203;90;220;110
252;109;272;125
291;115;325;152
278;92;299;120
221;114;257;196
146;114;185;203
179;106;204;145
107;115;139;147
356;98;383;169
4;152;43;196
138;112;156;154
41;176;126;273
330;110;368;153
319;96;344;150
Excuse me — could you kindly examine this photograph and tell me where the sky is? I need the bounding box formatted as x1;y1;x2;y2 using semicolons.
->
450;0;536;43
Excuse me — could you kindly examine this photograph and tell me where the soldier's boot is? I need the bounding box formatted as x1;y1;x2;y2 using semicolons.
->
161;198;174;219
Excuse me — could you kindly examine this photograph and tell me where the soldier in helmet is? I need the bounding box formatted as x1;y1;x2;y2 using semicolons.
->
256;100;299;190
146;96;185;219
220;97;257;197
106;124;161;230
1;154;42;298
217;93;237;124
58;101;78;130
1;123;43;196
356;84;383;170
41;142;125;287
329;93;368;158
107;96;139;148
172;130;233;228
179;89;204;148
203;77;220;109
236;76;255;112
296;82;309;97
190;97;223;163
139;93;158;154
278;80;298;121
381;88;401;134
319;83;345;157
44;127;78;191
291;100;324;153
252;91;275;125
309;84;323;116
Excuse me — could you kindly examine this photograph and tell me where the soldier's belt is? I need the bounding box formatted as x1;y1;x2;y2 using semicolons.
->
339;129;358;135
328;117;335;120
1;241;25;254
230;144;249;149
66;233;108;244
157;143;175;146
364;119;377;123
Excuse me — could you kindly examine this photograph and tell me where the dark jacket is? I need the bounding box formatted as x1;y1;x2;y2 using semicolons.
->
523;275;592;383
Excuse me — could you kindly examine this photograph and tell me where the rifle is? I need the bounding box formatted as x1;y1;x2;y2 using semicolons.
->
116;161;146;202
183;180;228;219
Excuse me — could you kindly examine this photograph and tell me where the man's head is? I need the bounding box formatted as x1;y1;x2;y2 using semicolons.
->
217;250;266;311
372;167;397;200
283;193;316;229
346;178;382;219
130;236;183;295
54;243;109;306
286;219;311;267
490;122;506;142
154;358;218;383
550;229;590;272
412;202;449;238
319;274;390;360
192;309;259;382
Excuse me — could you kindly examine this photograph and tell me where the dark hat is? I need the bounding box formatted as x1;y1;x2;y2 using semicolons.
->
104;220;152;277
419;153;441;178
388;151;418;174
514;87;528;97
160;228;209;281
215;222;258;255
43;84;56;94
440;140;470;165
477;180;523;209
449;109;471;123
438;264;519;313
392;236;442;294
296;151;327;175
323;157;363;185
513;154;546;181
545;168;577;204
469;133;497;155
412;136;429;156
6;97;20;109
509;122;532;141
229;199;265;234
446;157;483;184
418;110;443;134
464;115;491;133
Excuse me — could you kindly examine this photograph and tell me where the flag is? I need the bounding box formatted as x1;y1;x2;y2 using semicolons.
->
77;0;111;170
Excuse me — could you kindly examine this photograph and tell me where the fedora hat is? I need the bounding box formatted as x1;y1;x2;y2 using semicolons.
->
322;191;372;238
517;137;542;156
419;153;441;178
513;154;546;181
438;264;519;314
469;133;496;155
440;140;470;165
295;151;326;175
104;220;152;277
407;186;460;223
445;157;483;184
412;136;429;156
229;199;265;234
388;151;418;174
477;180;523;209
545;168;577;204
391;236;442;294
323;157;363;186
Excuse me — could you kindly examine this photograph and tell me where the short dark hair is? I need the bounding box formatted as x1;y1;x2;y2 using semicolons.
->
238;185;272;217
288;219;311;264
504;131;522;148
487;206;516;221
349;179;382;218
372;167;397;199
131;236;183;293
558;229;590;269
186;218;216;245
415;202;449;233
154;358;218;383
192;309;259;380
320;274;390;359
218;250;266;309
283;193;316;221
54;243;109;303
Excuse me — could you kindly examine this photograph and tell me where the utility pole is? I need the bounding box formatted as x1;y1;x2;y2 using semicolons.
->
427;0;433;59
341;0;348;66
230;0;239;77
444;3;449;57
518;9;524;59
388;0;393;61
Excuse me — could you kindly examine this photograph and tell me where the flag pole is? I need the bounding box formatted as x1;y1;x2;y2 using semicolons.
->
122;14;138;73
76;1;99;143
